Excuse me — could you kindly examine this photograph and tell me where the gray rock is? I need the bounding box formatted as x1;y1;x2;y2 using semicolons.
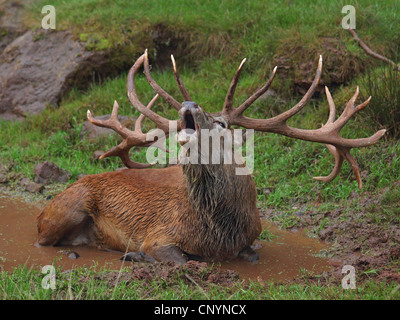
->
77;174;87;180
259;88;276;101
80;114;134;141
18;177;30;187
92;150;104;160
67;252;80;259
26;182;44;193
34;161;71;185
0;29;111;119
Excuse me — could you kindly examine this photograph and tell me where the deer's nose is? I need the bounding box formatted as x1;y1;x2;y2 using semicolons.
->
182;101;199;110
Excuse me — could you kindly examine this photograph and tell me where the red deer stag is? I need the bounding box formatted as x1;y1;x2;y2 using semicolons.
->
36;51;386;263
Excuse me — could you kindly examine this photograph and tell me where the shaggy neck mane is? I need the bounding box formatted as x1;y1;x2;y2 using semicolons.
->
183;163;239;212
184;162;253;221
181;162;256;258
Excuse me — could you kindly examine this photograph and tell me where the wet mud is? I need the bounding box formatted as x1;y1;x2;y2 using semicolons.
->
0;193;331;282
261;186;400;284
0;193;122;271
220;222;330;282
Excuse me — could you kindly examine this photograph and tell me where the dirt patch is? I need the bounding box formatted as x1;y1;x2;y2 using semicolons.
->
262;183;400;284
143;22;232;69
93;260;239;289
3;167;398;286
221;220;330;283
2;167;399;287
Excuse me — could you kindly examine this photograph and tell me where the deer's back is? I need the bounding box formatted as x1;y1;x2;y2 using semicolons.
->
59;166;186;249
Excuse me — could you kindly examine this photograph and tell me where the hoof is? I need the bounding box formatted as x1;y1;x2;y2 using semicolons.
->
238;246;259;262
120;251;157;263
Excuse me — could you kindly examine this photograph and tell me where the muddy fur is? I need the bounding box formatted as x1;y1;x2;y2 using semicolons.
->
36;163;261;262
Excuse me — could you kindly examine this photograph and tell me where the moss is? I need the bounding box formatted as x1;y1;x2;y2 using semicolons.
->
273;33;368;98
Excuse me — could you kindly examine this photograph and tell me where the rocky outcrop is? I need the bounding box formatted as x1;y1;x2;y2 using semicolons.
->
0;28;112;120
34;161;71;185
0;0;31;53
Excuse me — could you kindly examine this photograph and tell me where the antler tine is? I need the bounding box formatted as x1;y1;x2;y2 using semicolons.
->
127;53;172;133
135;93;169;153
324;86;336;125
87;92;171;169
171;54;192;101
313;144;344;182
220;58;278;125
234;65;278;117
87;100;127;138
223;58;247;113
87;99;152;168
135;94;160;132
221;55;321;127
334;86;372;132
94;50;185;169
313;145;363;189
271;55;323;123
143;50;182;111
311;86;376;189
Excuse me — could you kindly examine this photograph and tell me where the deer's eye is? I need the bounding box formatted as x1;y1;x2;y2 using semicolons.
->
215;121;226;128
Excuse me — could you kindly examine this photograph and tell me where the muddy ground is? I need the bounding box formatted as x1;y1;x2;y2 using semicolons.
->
260;185;400;286
87;181;400;289
100;182;400;289
1;176;399;292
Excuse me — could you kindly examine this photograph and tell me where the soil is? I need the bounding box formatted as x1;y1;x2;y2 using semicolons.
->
93;260;240;289
261;186;400;285
0;190;331;282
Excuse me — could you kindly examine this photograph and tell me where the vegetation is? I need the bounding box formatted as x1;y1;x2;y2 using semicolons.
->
1;0;400;300
1;265;399;300
359;66;400;137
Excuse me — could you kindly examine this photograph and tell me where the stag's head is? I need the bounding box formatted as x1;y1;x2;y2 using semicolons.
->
177;101;228;144
176;100;239;165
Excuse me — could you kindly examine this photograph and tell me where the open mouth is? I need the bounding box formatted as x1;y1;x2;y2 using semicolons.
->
178;110;199;145
181;110;199;135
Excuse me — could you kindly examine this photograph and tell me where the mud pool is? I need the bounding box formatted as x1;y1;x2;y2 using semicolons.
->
0;193;331;281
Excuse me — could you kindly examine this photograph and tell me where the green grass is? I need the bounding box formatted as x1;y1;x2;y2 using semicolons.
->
23;0;400;92
1;59;399;224
1;265;399;300
257;228;278;242
358;66;400;137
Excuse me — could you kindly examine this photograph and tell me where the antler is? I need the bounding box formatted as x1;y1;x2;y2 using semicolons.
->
219;55;386;189
126;51;177;132
88;50;188;169
87;94;167;169
171;54;192;101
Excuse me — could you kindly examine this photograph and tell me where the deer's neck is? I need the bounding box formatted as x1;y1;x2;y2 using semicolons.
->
181;162;258;258
182;162;254;220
